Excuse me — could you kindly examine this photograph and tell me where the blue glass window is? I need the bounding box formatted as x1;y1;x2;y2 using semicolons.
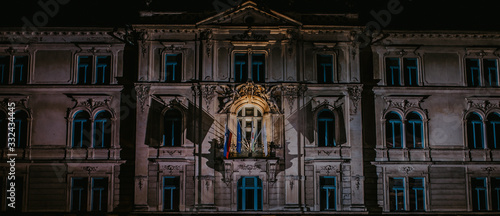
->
317;54;334;84
409;177;425;211
386;58;401;86
318;110;335;147
406;112;423;149
467;113;484;149
487;113;500;149
73;111;91;148
484;59;498;87
386;112;403;148
13;56;28;84
77;56;92;84
390;177;406;211
237;176;263;211
95;56;111;84
252;54;265;82
235;53;248;82
13;111;28;148
472;177;488;211
404;58;418;86
493;178;500;211
91;177;108;212
163;176;180;211
94;111;112;148
163;109;182;147
0;56;9;84
71;177;88;212
467;59;481;87
320;176;336;211
165;54;182;82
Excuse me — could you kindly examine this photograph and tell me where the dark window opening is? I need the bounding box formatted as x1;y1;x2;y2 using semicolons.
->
406;112;423;149
71;177;88;212
467;59;481;87
73;111;91;148
320;176;336;211
78;56;93;84
252;54;265;82
404;58;418;86
487;113;500;149
484;59;498;87
386;112;403;148
94;111;112;148
13;56;27;84
163;176;180;211
390;177;405;211
386;58;401;86
317;54;334;84
91;177;108;212
409;177;425;211
163;109;182;147
472;177;488;211
235;53;248;82
14;111;28;148
237;176;262;211
318;110;335;147
95;56;111;84
467;113;484;149
165;54;182;82
0;56;9;84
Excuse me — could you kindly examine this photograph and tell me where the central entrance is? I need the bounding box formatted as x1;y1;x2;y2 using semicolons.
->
237;176;263;211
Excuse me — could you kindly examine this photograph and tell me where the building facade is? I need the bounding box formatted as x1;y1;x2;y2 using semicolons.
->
0;1;499;215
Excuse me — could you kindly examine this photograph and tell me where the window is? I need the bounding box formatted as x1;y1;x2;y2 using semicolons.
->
164;54;182;82
71;177;108;212
406;112;423;149
317;110;335;147
472;177;488;211
163;109;182;147
0;55;28;85
466;58;499;87
386;112;403;148
487;113;500;149
317;54;334;84
72;111;91;148
77;55;111;84
93;111;112;148
237;106;263;156
234;53;266;83
385;57;419;86
493;178;500;211
237;176;262;211
390;177;426;212
320;176;336;211
467;112;484;149
13;111;28;148
163;176;180;211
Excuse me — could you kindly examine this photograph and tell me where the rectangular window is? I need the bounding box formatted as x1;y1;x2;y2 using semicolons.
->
0;56;9;84
95;56;111;84
409;177;425;211
163;176;180;211
387;119;403;148
317;54;334;84
73;119;91;148
252;54;265;82
403;58;418;86
469;120;484;149
390;177;405;211
235;53;248;82
484;59;498;87
320;176;336;211
493;178;500;211
386;58;401;86
406;119;423;149
13;56;28;84
466;59;481;87
165;54;182;82
472;177;488;211
71;177;88;212
78;56;92;84
91;177;108;212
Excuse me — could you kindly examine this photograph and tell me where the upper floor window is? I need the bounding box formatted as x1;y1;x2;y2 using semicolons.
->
317;54;334;84
487;113;500;149
389;177;426;212
77;55;111;85
163;109;182;147
405;112;423;149
164;54;182;82
71;177;108;212
386;111;425;149
72;110;113;148
237;106;264;155
94;111;112;148
467;112;500;149
13;111;28;148
466;58;498;87
237;176;263;211
72;111;91;148
386;57;419;86
386;112;403;148
163;176;180;211
317;110;336;147
234;53;265;83
320;176;337;211
0;55;28;85
467;112;484;149
471;177;500;211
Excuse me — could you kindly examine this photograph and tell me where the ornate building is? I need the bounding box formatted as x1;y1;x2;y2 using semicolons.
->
0;1;499;215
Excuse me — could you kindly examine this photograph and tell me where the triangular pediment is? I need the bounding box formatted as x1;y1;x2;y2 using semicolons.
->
197;1;301;26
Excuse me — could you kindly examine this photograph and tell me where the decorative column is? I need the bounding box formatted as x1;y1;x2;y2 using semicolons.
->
134;84;151;210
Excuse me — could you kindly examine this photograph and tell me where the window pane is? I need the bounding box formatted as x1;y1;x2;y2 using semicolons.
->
484;59;498;87
320;176;336;211
163;176;179;211
71;178;88;212
78;56;92;84
73;111;91;148
386;58;400;86
94;111;112;148
91;177;108;212
238;177;262;211
467;113;483;149
492;178;500;211
386;112;402;148
487;113;500;149
406;112;423;149
318;110;335;147
14;111;28;148
409;178;425;211
165;54;182;82
390;178;405;211
317;54;333;84
403;58;418;86
0;56;9;84
472;177;488;211
95;56;111;84
235;54;248;82
164;109;182;147
252;54;265;82
466;59;481;87
13;56;28;84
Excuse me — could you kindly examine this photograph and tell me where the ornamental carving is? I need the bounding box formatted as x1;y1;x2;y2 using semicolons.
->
282;84;307;111
482;167;495;175
216;81;281;113
67;95;113;116
383;96;427;115
320;165;339;174
0;95;30;112
465;97;500;114
82;166;98;175
161;165;181;174
348;85;362;115
232;28;267;41
202;85;217;111
399;166;414;175
238;164;261;170
135;84;151;112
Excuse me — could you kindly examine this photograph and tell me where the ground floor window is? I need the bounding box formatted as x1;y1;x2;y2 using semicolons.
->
163;176;180;211
237;176;262;211
389;177;425;212
71;177;108;212
320;176;336;211
472;177;500;211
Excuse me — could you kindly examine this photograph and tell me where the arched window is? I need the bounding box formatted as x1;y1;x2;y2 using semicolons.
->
0;111;6;147
163;109;182;147
14;111;28;148
406;112;423;149
317;110;335;147
386;112;403;148
237;176;263;211
94;111;112;148
73;111;91;148
487;113;500;149
237;105;263;154
467;112;484;149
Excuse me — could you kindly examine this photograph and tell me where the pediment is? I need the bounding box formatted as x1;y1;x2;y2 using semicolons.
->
197;1;301;26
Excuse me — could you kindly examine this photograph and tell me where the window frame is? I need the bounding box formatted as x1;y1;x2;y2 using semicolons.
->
237;176;263;211
384;56;421;86
387;176;427;212
69;176;110;212
383;110;428;149
319;176;337;211
465;58;499;87
161;108;183;147
162;53;183;83
69;109;115;149
162;176;180;211
317;109;336;147
0;54;30;85
232;51;268;83
466;112;486;149
75;54;113;85
315;53;336;84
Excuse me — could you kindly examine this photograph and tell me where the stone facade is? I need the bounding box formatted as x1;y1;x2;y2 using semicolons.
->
0;1;499;215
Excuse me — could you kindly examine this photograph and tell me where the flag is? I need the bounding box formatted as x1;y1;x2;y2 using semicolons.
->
237;120;242;153
250;120;255;152
223;123;232;159
263;122;267;156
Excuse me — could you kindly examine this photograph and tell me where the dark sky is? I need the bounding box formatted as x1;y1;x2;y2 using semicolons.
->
0;0;498;31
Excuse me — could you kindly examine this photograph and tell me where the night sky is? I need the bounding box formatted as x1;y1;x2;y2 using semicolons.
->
0;0;498;31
